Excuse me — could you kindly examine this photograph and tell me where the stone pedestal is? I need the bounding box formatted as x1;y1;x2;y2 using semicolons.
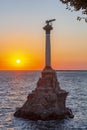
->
14;68;74;120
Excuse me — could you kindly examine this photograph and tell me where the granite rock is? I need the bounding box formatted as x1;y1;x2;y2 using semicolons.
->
14;68;74;120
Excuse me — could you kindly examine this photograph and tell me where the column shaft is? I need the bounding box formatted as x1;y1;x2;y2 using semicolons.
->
46;33;51;67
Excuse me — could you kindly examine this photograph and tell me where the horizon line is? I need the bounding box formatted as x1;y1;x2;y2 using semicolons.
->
0;69;87;71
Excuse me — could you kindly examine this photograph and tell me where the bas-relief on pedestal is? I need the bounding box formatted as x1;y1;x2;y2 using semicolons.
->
14;19;74;120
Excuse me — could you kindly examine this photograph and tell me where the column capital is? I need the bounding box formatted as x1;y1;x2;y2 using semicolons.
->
43;24;53;34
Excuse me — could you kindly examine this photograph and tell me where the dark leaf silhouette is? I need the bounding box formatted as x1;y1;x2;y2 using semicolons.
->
60;0;87;22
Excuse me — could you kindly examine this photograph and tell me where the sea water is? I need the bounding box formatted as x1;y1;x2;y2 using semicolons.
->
0;70;87;130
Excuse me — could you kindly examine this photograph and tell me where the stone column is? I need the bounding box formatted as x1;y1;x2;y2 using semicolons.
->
43;23;53;69
46;33;51;67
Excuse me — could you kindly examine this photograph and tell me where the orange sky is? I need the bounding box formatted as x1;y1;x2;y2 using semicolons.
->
0;0;87;70
0;31;87;70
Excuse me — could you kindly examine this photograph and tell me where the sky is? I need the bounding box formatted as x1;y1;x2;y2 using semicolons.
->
0;0;87;70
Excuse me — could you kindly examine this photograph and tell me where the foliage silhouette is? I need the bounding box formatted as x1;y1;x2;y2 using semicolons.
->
60;0;87;22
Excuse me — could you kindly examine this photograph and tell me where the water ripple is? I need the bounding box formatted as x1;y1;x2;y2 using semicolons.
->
0;70;87;129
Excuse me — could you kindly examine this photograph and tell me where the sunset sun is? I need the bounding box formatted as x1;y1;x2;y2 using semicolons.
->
16;59;21;64
7;53;29;70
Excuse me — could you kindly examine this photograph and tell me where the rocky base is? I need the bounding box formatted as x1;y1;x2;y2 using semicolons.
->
14;107;74;121
14;67;74;120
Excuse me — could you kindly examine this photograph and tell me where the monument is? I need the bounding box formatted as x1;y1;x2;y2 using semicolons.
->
14;19;74;120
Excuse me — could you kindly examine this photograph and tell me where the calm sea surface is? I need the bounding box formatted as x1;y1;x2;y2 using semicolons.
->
0;70;87;130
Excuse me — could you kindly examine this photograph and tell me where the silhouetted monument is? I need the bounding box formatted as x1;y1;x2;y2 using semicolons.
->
14;19;74;120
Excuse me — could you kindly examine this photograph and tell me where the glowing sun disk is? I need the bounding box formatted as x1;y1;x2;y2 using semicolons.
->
16;59;21;64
